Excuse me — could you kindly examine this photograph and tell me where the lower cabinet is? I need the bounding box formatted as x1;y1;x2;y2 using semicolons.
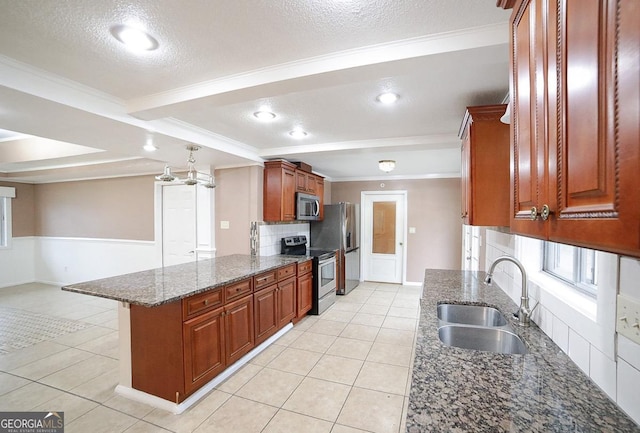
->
297;271;313;318
224;295;255;365
277;277;297;328
253;284;278;346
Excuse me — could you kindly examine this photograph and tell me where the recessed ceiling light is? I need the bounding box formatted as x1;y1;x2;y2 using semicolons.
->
376;92;399;104
253;110;277;121
289;129;308;139
110;25;159;51
143;142;157;152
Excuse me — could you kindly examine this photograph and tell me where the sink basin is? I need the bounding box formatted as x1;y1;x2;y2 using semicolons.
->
438;325;528;355
437;303;507;327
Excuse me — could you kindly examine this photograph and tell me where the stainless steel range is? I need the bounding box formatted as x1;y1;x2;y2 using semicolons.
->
281;235;336;315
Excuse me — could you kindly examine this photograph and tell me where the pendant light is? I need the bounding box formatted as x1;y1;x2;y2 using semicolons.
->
155;145;216;188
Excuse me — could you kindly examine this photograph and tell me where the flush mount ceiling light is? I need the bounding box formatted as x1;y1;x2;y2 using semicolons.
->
289;129;308;139
110;24;159;51
378;160;396;172
155;145;216;188
253;110;277;121
376;92;399;104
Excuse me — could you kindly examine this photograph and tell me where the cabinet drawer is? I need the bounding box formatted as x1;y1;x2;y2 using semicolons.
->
225;278;253;302
297;259;313;276
183;287;224;320
254;270;277;290
278;264;296;281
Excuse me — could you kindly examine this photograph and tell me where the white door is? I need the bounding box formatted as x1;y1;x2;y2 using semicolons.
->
362;192;406;284
162;184;197;267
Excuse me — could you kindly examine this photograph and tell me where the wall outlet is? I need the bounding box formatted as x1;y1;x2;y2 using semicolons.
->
617;295;640;345
220;221;230;229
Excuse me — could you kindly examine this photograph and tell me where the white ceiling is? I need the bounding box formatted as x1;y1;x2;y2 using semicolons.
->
0;0;511;183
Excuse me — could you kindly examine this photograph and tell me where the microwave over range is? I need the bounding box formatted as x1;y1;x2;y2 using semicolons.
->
296;192;320;221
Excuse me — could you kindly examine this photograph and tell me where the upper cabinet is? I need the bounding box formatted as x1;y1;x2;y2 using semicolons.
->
459;104;511;227
509;0;640;257
263;160;325;222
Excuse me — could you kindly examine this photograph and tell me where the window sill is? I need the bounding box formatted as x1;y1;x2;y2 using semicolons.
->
529;269;597;323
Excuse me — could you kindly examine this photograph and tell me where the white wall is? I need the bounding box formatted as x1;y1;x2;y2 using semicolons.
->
479;228;640;425
0;236;159;288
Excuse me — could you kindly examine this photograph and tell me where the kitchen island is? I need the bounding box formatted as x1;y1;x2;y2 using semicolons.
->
407;269;639;432
63;254;303;413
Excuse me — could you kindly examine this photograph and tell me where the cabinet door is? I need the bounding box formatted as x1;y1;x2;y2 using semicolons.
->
510;0;549;238
548;0;640;255
296;171;307;192
297;272;313;317
278;277;297;328
283;168;296;221
254;285;278;345
183;307;225;395
305;174;317;194
225;295;255;365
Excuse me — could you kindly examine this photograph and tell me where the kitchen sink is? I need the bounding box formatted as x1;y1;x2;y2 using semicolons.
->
437;303;507;327
438;325;528;355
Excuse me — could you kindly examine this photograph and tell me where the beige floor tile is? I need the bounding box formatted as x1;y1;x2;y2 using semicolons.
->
263;409;333;433
194;396;277;433
267;347;322;375
350;313;385;327
69;368;119;403
336;387;405;433
326;337;372;360
320;309;356;323
331;425;370;433
381;316;417;331
32;392;98;424
387;306;419;319
39;354;118;391
366;342;413;367
50;325;114;347
354;362;409;395
57;304;111;321
273;328;304;346
122;420;172;433
0;382;66;411
236;367;304;407
391;298;420;309
65;405;137;433
339;324;379;342
307;320;348;336
75;331;119;358
249;343;285;366
364;297;394;307
216;362;263;394
308;354;364;385
293;315;319;330
289;331;336;353
373;284;400;293
340;291;371;303
104;394;156;419
369;291;396;300
283;377;351;422
329;302;362;313
10;347;94;380
143;390;231;433
374;328;416;347
358;304;390;316
80;309;119;326
0;371;32;395
0;341;69;371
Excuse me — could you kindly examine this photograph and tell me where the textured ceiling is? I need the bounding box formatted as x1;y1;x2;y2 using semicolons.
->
0;0;511;183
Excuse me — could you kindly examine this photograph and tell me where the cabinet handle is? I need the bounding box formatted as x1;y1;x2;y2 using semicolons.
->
204;299;209;306
530;206;538;221
461;212;468;219
540;204;551;221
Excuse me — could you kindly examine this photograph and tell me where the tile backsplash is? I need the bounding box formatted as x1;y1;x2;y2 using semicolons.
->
256;222;310;256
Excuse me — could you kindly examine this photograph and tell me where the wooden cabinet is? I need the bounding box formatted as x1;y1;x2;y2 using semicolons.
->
263;160;325;222
253;283;278;345
264;160;296;222
508;0;640;256
277;277;297;328
224;295;254;365
296;259;313;319
459;105;510;226
183;306;225;395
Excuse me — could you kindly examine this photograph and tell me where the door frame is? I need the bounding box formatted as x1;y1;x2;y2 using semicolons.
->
360;190;408;284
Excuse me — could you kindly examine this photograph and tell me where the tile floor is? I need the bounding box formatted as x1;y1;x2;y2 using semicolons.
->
0;281;421;433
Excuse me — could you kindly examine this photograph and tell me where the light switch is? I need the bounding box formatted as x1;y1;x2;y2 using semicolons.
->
617;295;640;345
409;227;416;234
220;221;230;229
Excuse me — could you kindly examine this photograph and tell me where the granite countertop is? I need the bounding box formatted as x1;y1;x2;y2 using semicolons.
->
62;254;301;307
407;269;640;433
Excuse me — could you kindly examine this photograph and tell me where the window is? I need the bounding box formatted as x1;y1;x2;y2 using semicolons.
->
543;241;597;297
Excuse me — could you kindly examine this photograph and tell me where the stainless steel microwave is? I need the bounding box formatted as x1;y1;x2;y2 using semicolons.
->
296;192;320;220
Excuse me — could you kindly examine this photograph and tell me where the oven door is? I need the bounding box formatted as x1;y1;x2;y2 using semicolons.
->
317;255;337;298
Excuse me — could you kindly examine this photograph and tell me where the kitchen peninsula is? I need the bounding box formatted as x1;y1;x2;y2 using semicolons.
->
62;254;303;414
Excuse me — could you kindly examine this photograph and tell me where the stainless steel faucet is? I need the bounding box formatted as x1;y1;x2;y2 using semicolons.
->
484;255;531;326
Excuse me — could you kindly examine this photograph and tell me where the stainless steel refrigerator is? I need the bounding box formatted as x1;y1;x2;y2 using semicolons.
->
310;203;360;295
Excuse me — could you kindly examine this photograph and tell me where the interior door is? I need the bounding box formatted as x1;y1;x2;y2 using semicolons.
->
162;184;197;267
362;192;405;284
